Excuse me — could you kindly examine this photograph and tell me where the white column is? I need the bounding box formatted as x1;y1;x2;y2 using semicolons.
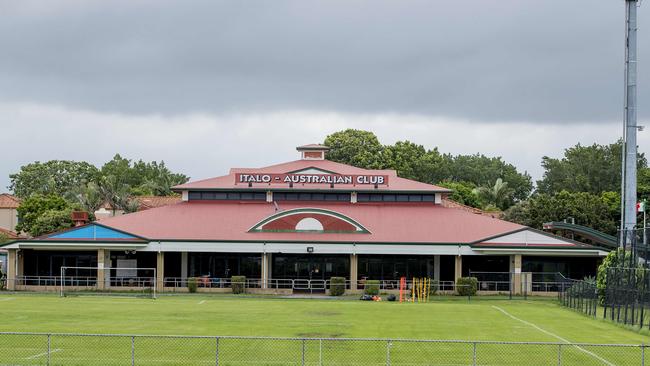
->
350;254;358;291
181;252;188;281
454;256;462;282
156;252;165;292
433;255;441;282
6;249;16;290
261;253;269;289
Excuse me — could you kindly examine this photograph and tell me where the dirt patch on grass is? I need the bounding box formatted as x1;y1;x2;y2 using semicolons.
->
305;311;342;317
296;332;345;338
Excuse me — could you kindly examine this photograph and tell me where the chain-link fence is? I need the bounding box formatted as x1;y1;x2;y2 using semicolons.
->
0;332;646;366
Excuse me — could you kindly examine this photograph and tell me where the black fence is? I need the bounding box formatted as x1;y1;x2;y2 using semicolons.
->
559;228;650;328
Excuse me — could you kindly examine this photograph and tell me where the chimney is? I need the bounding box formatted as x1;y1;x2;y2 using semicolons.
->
71;211;90;227
296;144;330;160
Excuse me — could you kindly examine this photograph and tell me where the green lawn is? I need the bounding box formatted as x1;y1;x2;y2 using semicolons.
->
0;294;649;365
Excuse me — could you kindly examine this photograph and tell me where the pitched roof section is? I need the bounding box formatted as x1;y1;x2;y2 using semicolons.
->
473;228;594;249
0;194;20;209
173;159;451;193
42;223;145;242
98;200;524;244
137;196;182;210
0;227;21;239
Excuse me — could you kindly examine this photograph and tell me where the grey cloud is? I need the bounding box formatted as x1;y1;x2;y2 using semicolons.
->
0;0;648;122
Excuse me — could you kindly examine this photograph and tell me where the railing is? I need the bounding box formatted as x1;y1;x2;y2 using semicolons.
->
0;332;644;366
9;275;569;294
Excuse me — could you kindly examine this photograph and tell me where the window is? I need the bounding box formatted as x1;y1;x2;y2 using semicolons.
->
356;193;436;202
187;191;266;201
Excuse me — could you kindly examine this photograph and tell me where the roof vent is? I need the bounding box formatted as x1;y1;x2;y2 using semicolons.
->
296;144;330;160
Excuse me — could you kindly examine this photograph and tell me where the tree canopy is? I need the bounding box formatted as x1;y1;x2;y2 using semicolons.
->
537;141;647;195
15;194;79;237
324;129;533;210
9;161;99;199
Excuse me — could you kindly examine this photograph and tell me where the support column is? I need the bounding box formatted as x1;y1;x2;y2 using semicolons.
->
6;249;16;291
511;254;522;295
350;254;358;291
454;255;462;283
156;252;164;293
261;253;269;289
97;249;106;290
181;252;188;283
433;255;441;282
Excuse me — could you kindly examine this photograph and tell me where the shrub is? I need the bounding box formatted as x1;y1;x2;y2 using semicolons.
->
428;279;439;296
187;277;198;293
456;277;478;296
387;294;396;301
364;280;380;295
231;276;246;294
329;277;346;296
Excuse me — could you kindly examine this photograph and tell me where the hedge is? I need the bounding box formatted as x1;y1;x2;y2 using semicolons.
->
329;277;346;296
187;277;198;293
231;276;246;294
456;277;478;296
364;280;380;295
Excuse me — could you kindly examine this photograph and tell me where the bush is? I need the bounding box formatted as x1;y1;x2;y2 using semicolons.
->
187;277;198;293
329;277;346;296
428;279;439;295
456;277;478;296
231;276;246;294
387;294;396;301
364;280;380;295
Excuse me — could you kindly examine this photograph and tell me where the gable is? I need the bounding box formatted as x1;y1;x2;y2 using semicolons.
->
476;229;580;247
287;167;337;175
47;224;140;240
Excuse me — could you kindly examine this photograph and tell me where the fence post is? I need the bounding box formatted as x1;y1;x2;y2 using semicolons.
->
642;343;645;366
215;337;219;366
302;339;306;366
131;336;135;366
386;340;391;366
557;344;562;366
472;342;477;366
47;333;51;366
319;339;323;366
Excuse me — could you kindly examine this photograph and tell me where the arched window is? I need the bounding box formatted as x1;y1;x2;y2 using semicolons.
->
295;217;324;231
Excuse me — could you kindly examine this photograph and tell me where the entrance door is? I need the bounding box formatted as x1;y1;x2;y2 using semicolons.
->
293;257;326;292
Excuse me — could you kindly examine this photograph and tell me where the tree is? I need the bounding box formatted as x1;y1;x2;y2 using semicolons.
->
503;191;618;235
323;129;532;209
383;141;445;183
324;129;385;169
472;178;514;211
99;175;140;215
101;154;189;196
65;181;106;214
9;161;99;198
537;141;647;195
439;154;533;204
15;194;77;237
437;181;482;208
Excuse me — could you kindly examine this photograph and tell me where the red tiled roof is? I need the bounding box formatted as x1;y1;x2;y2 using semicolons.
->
441;198;502;219
173;159;451;193
0;194;20;209
137;196;182;210
99;200;523;244
0;227;21;239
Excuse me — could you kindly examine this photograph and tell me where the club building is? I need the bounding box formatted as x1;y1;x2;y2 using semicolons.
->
2;145;608;294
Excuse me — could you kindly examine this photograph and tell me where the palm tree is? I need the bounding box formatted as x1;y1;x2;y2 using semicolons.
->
472;178;513;210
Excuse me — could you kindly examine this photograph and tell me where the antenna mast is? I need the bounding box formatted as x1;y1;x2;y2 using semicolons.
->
622;0;640;246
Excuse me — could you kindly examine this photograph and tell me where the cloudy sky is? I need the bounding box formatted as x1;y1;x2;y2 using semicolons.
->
1;0;649;191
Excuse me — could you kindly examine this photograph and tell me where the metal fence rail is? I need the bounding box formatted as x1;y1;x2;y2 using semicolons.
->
0;332;645;366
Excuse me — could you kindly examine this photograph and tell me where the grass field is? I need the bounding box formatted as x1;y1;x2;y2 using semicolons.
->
1;294;649;365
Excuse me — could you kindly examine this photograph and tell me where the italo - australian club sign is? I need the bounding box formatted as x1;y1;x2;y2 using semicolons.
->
236;173;389;185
